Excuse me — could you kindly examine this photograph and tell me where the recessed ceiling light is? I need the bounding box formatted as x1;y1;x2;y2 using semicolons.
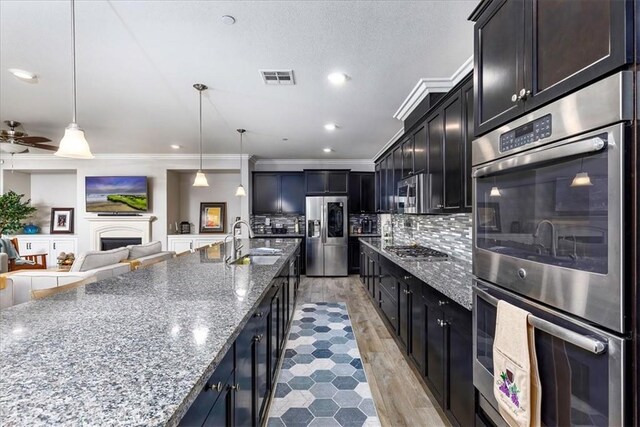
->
221;15;236;25
8;68;37;81
282;138;288;142
170;144;181;149
323;148;333;153
327;72;348;85
324;123;337;131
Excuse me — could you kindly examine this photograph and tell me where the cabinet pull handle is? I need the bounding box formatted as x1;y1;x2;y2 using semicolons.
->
403;289;411;294
437;319;448;327
518;88;531;101
511;93;518;103
206;381;223;392
438;300;448;306
228;384;239;391
254;312;264;318
253;334;264;342
53;243;56;250
403;275;411;280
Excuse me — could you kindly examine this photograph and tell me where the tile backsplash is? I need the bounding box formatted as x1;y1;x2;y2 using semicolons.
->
250;214;306;235
384;213;472;263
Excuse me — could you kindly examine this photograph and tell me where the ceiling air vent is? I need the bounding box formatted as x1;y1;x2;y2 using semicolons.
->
260;69;295;85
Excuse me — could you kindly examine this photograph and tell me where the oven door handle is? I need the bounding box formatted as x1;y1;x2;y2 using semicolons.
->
475;286;608;355
472;136;607;178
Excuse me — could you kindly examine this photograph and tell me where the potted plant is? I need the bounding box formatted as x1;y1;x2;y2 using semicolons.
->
0;191;37;236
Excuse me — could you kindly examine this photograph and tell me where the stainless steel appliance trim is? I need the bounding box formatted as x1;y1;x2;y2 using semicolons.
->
472;71;633;166
474;286;606;354
472;123;625;333
472;279;626;427
473;135;606;178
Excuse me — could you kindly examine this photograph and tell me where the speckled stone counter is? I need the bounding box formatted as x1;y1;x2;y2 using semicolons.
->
359;238;473;310
0;239;300;426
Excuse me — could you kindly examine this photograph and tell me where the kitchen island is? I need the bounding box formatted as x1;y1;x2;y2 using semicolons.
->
0;239;301;426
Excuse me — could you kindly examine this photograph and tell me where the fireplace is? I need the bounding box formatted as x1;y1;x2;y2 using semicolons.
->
101;237;142;251
86;214;155;251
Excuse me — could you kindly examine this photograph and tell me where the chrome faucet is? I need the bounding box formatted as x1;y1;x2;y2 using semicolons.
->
533;219;557;257
230;220;255;260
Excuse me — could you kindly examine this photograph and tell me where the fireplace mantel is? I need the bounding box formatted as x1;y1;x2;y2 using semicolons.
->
85;214;156;251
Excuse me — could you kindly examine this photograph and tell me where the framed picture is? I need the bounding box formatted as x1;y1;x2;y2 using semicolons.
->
476;202;501;233
50;208;75;234
199;202;227;234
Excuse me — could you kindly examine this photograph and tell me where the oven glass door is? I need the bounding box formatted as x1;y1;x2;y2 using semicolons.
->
475;135;610;273
473;281;626;426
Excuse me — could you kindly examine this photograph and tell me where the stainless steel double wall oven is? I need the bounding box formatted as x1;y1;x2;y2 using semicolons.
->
471;71;635;426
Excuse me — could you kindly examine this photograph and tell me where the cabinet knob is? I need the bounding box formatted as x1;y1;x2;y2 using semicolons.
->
403;275;411;280
438;300;448;307
403;289;411;294
228;384;239;391
206;381;223;392
437;204;443;208
511;93;519;103
254;312;264;318
437;319;447;327
518;88;531;100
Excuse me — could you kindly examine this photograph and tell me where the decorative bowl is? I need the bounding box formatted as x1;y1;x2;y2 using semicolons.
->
23;224;40;234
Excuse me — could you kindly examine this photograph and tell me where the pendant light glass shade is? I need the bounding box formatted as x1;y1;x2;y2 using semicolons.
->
56;0;94;159
192;83;209;187
193;171;209;187
570;172;593;187
235;128;246;197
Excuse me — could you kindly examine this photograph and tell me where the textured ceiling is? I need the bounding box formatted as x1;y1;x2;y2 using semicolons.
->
0;0;477;159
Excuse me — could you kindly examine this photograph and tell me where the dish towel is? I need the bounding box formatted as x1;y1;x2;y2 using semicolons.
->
493;300;541;427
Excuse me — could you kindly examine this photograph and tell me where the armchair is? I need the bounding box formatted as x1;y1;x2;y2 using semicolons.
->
6;238;47;271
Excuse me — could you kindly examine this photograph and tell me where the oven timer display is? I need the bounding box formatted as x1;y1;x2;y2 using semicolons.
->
500;114;552;152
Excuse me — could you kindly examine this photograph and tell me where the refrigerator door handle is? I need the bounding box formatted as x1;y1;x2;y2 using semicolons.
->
322;201;327;244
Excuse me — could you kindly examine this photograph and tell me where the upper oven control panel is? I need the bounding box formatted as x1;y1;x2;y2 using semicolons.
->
499;114;552;152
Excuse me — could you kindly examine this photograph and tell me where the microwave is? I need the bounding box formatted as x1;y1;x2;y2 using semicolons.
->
396;174;429;214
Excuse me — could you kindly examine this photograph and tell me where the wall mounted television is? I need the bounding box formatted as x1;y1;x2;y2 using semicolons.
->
85;176;149;213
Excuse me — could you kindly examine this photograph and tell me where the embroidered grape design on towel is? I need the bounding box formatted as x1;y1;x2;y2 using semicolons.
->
497;370;521;408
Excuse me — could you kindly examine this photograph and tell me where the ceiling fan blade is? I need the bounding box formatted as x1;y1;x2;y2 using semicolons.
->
19;136;51;144
29;143;58;151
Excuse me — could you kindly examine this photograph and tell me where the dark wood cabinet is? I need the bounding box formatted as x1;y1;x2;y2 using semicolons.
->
462;77;474;210
412;125;427;175
426;111;444;211
348;173;375;214
472;0;633;136
348;238;360;274
374;163;381;213
305;170;349;195
401;137;413;179
443;95;463;211
252;173;304;215
359;250;474;427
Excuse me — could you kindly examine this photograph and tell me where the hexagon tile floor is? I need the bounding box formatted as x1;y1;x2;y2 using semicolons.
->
267;302;381;427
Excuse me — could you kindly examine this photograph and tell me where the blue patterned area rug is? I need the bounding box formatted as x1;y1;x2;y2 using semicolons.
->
268;302;381;427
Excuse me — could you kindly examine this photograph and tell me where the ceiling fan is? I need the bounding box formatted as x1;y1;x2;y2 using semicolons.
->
0;120;58;154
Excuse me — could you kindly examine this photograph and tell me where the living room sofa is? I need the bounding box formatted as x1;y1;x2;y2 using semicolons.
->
2;242;175;307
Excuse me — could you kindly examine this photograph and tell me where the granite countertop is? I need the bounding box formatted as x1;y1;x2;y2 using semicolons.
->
359;237;473;310
0;239;301;426
350;233;381;238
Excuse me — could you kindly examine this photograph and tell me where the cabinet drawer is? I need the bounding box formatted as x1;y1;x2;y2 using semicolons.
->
379;288;398;331
445;300;472;335
378;273;397;301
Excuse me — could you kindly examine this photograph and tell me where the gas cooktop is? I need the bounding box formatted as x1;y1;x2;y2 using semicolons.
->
384;245;449;260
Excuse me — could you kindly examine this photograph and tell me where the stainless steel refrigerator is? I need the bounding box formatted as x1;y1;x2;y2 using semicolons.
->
306;196;348;276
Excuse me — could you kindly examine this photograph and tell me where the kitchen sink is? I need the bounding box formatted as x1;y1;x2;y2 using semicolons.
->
230;254;281;265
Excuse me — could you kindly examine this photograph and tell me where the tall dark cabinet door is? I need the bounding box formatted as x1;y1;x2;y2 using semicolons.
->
426;112;444;211
235;322;255;426
327;172;348;194
255;303;270;422
443;95;462;210
385;154;395;212
360;173;375;213
462;78;474;210
306;171;326;194
409;283;425;375
424;303;445;406
348;175;362;214
475;0;526;136
374;163;381;212
412;125;427;175
446;319;474;427
280;174;305;214
203;382;234;427
253;174;280;214
401;137;414;178
525;0;631;110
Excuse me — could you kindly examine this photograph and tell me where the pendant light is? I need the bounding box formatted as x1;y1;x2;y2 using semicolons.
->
55;0;94;159
489;186;501;197
570;158;593;187
235;129;246;197
193;83;209;187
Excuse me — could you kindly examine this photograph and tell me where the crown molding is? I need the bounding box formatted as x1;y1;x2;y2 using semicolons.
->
254;159;374;166
1;153;256;161
372;127;404;161
393;56;473;122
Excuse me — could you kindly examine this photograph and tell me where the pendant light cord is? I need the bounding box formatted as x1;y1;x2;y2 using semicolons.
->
199;89;203;170
71;0;77;124
239;132;243;175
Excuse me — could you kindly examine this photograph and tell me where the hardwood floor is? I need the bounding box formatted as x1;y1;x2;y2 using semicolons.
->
297;275;450;427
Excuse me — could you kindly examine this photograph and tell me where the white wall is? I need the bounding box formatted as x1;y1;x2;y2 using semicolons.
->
2;170;31;200
177;171;243;234
30;172;77;232
166;170;181;234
